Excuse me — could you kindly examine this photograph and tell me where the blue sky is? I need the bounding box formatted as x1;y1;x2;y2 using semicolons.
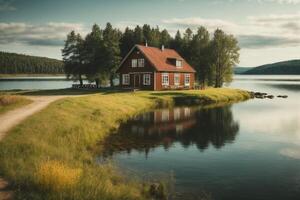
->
1;0;300;67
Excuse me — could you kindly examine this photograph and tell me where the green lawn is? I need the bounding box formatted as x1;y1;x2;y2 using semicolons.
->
0;88;252;200
0;95;32;114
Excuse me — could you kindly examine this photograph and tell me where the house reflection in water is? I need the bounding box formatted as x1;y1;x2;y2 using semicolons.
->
99;106;239;158
130;107;196;136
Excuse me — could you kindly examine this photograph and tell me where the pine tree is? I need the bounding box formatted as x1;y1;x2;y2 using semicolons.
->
62;31;85;86
102;23;122;87
189;26;211;87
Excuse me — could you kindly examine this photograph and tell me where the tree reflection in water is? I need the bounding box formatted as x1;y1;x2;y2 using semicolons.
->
99;105;239;158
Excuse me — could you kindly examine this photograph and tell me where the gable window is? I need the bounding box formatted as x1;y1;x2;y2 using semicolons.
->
174;73;180;86
132;59;137;67
162;73;169;86
122;74;130;85
176;60;183;67
143;74;151;85
138;58;145;67
184;74;190;86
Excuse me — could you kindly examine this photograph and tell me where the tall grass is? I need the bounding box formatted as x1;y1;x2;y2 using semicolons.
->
0;88;251;200
0;95;32;114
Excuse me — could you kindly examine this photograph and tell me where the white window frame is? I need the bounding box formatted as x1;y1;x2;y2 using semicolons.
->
174;73;180;86
143;74;151;85
131;59;137;67
184;107;190;117
184;73;190;86
174;108;181;120
162;73;169;86
176;60;183;67
138;58;145;67
122;74;130;85
162;110;169;122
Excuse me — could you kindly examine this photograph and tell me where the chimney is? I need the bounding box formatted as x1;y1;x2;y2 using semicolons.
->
161;45;164;51
145;40;148;47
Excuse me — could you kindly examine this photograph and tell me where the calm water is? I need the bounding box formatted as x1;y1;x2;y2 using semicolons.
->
0;76;85;90
98;75;300;200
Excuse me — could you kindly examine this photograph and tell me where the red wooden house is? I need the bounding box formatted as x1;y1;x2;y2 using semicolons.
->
116;44;196;90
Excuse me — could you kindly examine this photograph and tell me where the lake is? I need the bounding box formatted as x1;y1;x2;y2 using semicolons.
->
1;75;300;199
0;76;78;90
97;75;300;200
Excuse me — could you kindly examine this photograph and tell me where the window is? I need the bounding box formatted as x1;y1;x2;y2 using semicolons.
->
122;74;130;85
138;58;145;67
143;74;151;85
162;110;169;121
184;74;190;86
131;59;137;67
174;108;181;120
174;73;180;86
176;60;183;67
184;107;190;117
162;73;169;86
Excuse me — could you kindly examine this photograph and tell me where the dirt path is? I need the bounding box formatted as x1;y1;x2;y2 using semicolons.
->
0;95;75;200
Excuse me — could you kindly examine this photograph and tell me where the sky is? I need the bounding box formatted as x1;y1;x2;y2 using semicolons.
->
1;0;300;67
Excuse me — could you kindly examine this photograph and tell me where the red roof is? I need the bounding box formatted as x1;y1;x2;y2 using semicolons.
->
118;45;196;73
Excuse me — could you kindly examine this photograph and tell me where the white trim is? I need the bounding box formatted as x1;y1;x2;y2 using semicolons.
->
176;60;183;67
131;59;137;67
143;74;151;85
174;73;180;86
162;73;169;86
184;73;190;86
154;72;156;90
122;74;130;85
138;58;145;67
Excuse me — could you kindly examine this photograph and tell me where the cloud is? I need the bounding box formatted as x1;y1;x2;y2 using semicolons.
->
162;13;300;49
238;35;300;48
0;0;16;11
229;0;300;4
0;22;86;46
280;148;300;159
162;17;237;32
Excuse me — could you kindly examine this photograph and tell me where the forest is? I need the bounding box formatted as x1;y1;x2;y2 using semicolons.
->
0;52;64;74
63;23;240;88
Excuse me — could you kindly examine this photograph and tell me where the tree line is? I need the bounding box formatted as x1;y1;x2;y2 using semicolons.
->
0;52;64;74
62;23;240;88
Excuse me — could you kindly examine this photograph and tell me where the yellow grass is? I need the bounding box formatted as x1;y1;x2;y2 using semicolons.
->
0;95;32;114
35;160;82;192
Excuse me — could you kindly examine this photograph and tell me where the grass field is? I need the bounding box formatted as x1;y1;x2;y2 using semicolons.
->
0;95;32;114
0;88;252;200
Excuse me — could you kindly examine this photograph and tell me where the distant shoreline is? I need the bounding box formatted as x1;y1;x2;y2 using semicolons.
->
0;74;65;78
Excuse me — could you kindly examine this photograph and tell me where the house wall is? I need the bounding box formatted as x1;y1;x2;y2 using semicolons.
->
119;48;155;90
155;72;195;90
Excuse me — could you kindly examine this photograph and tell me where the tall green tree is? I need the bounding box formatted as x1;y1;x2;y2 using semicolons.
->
189;26;211;87
84;24;104;87
170;30;183;55
102;23;122;87
182;28;193;61
120;27;135;58
210;29;240;88
160;29;171;47
133;25;144;45
62;30;85;86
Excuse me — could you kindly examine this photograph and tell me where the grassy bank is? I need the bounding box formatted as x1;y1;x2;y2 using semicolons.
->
0;88;251;200
0;95;32;114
